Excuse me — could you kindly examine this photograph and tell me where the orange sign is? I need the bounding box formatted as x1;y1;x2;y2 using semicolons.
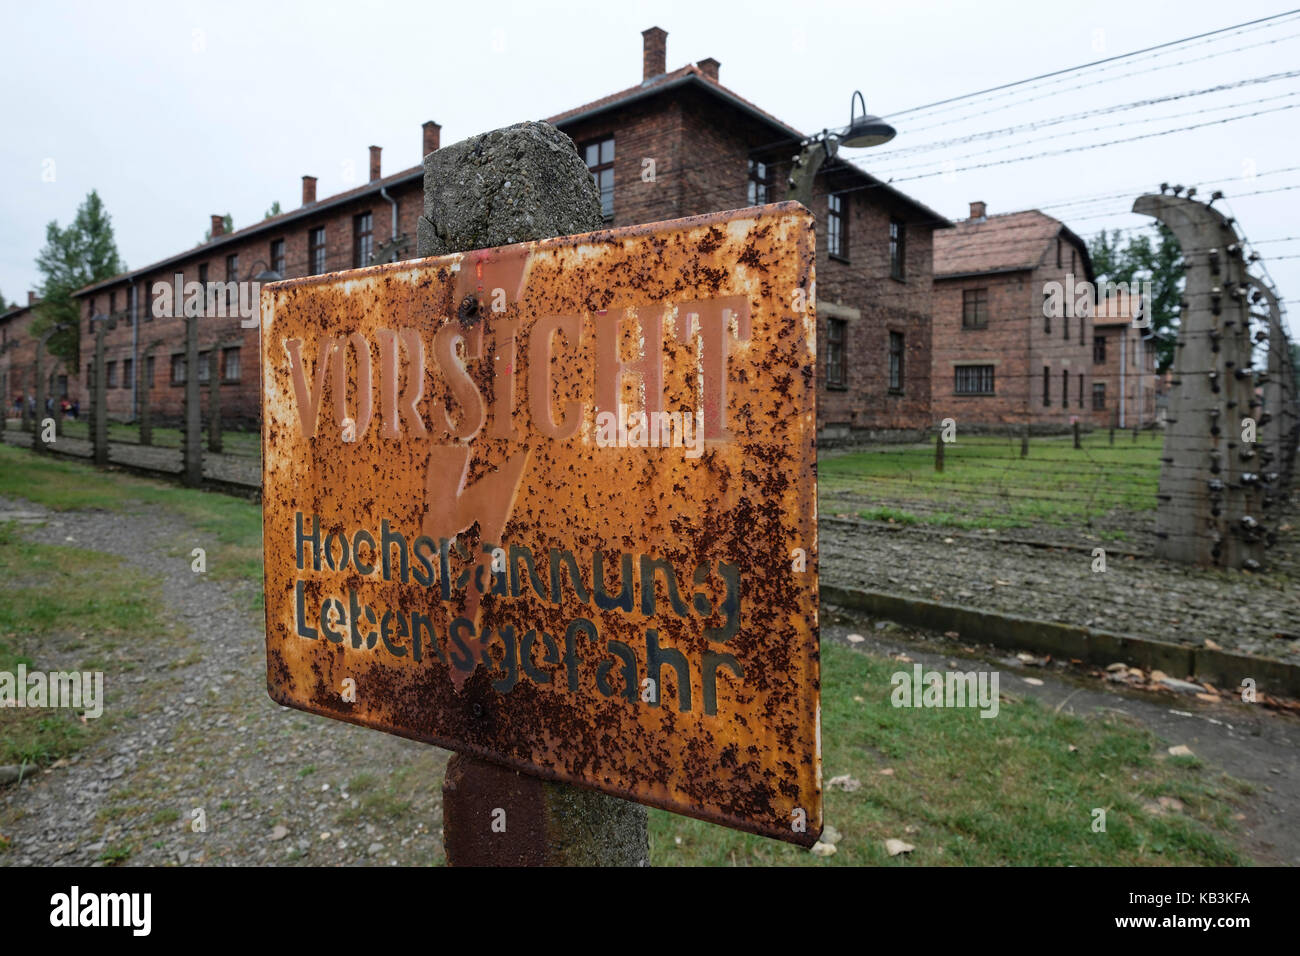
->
261;203;821;844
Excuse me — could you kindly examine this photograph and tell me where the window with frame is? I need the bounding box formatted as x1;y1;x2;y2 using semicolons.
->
309;227;327;274
271;238;286;277
1092;382;1106;409
110;291;117;314
889;218;905;280
106;361;117;388
962;288;988;329
145;354;155;387
747;159;768;205
353;212;373;267
123;358;134;389
582;138;615;220
827;194;847;260
1077;372;1084;408
199;263;209;287
1042;366;1051;406
826;318;847;388
223;347;241;383
1043;290;1052;334
198;350;211;383
888;331;904;393
1061;369;1068;407
954;365;994;395
1094;335;1106;364
171;354;185;385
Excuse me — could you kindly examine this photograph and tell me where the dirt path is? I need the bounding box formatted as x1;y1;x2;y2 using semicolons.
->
0;496;445;866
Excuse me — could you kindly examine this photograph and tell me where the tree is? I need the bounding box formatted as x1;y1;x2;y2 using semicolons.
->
0;291;8;312
1089;224;1184;372
32;190;125;369
265;201;282;219
203;212;234;243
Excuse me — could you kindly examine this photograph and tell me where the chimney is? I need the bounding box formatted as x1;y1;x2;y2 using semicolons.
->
369;145;382;182
302;175;317;206
28;290;37;306
423;121;441;157
642;26;666;81
210;214;225;238
697;57;720;81
969;200;987;221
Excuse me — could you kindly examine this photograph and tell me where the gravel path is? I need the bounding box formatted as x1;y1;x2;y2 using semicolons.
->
820;501;1300;662
0;496;445;867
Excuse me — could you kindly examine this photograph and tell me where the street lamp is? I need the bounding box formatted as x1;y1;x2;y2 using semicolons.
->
787;90;896;208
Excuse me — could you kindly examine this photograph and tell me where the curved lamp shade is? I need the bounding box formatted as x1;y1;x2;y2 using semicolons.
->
842;90;896;149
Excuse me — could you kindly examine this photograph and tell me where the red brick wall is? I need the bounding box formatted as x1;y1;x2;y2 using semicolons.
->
75;180;424;426
1089;320;1158;427
932;234;1095;428
1;306;42;413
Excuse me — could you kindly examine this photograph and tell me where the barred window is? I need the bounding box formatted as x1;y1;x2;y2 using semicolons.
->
827;318;847;388
888;331;904;393
582;138;615;220
954;365;994;395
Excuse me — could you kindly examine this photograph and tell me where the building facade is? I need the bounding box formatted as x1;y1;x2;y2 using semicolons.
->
0;294;57;419
1089;289;1159;428
932;203;1096;428
70;27;947;440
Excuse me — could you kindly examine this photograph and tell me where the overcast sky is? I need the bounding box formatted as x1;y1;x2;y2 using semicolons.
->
2;0;1297;335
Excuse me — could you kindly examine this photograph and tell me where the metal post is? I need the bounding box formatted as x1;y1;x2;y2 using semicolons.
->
139;344;156;446
32;341;45;452
1073;420;1081;449
1020;424;1029;458
420;121;649;867
934;432;944;472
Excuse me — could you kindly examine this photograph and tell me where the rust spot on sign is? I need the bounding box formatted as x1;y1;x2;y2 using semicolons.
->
261;203;821;845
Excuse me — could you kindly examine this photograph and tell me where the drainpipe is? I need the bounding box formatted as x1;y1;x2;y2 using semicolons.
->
380;186;399;261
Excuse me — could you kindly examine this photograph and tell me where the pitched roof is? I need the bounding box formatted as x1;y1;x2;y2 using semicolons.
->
934;209;1089;278
547;63;804;141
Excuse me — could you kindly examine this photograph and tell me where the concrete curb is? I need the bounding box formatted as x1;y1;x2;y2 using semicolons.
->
821;584;1300;698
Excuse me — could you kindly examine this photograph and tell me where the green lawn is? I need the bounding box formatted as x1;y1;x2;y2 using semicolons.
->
820;432;1162;530
649;641;1249;866
0;524;170;769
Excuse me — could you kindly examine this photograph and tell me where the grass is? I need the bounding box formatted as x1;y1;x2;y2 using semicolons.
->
821;431;1162;531
0;443;264;599
648;642;1249;866
0;522;170;767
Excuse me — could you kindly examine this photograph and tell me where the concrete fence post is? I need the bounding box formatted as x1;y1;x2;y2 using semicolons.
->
1135;193;1265;569
181;314;202;486
208;344;222;455
92;319;109;466
419;120;650;867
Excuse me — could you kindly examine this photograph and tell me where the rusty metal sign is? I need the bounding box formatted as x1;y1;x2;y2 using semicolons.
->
261;203;820;844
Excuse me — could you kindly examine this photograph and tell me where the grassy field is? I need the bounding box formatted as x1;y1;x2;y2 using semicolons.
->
0;524;170;768
819;431;1163;531
648;641;1248;866
0;444;1252;865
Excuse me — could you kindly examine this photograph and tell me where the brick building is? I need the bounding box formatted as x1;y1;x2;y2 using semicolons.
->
932;203;1096;428
0;293;58;419
70;26;947;439
1089;288;1158;427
